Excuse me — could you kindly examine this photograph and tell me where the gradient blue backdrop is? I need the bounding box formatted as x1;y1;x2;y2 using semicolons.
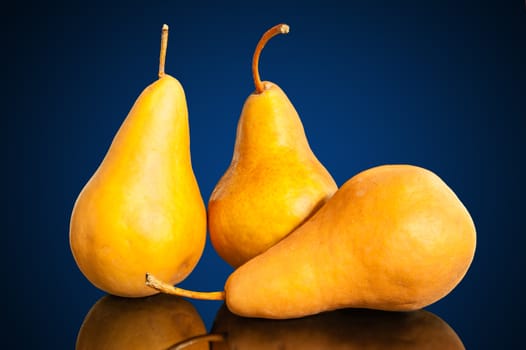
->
4;0;525;348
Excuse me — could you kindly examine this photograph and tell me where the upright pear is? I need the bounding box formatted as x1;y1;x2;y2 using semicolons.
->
70;25;206;297
224;165;476;318
208;24;337;268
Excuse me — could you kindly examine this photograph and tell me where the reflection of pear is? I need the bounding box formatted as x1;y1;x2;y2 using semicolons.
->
76;294;207;350
208;24;337;268
69;24;206;297
211;304;465;350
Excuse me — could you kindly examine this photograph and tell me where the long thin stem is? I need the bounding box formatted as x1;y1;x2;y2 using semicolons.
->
145;273;225;300
159;24;169;78
252;24;290;93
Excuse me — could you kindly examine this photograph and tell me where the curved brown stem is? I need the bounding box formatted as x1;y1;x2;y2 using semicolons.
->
145;273;225;300
252;24;290;93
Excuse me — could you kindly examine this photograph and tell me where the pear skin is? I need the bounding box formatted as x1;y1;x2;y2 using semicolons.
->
211;304;465;350
224;164;476;318
76;294;208;350
70;25;206;297
208;24;337;268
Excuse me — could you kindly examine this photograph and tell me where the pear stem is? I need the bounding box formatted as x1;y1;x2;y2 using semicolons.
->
158;24;169;78
145;273;226;300
252;24;290;94
166;333;225;350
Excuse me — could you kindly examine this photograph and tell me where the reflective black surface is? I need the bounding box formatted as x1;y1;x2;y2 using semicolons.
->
75;298;466;349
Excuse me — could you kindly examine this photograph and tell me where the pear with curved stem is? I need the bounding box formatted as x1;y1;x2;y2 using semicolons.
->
207;23;338;268
70;24;206;297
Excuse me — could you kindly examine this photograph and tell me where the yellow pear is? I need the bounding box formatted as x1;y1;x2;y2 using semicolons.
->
223;164;476;318
76;294;208;350
70;25;206;297
210;304;465;350
208;24;337;268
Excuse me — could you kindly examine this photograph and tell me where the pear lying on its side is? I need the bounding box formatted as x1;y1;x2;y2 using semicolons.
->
225;164;476;318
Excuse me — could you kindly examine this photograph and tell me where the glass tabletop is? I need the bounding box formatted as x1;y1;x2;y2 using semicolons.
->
74;294;465;349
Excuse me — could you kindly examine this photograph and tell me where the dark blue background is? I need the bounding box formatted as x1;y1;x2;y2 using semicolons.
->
4;0;525;348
